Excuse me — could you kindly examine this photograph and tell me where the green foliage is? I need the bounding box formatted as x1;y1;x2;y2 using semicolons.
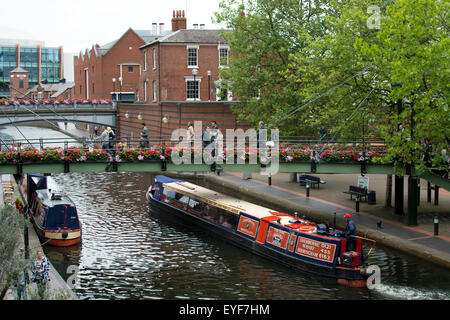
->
215;0;333;134
0;205;25;299
217;0;449;174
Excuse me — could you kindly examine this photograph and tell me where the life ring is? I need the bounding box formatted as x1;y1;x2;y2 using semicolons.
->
298;225;315;232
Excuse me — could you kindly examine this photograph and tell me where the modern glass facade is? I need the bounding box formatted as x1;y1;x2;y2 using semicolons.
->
40;48;61;83
0;41;62;98
0;47;17;96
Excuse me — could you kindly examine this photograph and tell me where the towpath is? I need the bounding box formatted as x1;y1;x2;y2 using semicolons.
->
204;171;450;269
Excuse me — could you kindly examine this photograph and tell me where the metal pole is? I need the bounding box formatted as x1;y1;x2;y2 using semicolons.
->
434;216;439;236
394;175;404;215
427;181;431;202
356;195;360;212
434;185;439;205
407;175;418;226
306;182;310;197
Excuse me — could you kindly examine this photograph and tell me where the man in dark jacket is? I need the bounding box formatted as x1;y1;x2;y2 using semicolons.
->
344;214;357;251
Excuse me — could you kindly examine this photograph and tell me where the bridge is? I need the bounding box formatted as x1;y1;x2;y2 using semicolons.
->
0;136;448;228
0;102;117;128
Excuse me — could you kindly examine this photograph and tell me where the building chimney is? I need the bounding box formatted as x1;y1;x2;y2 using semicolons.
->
152;23;157;35
171;9;187;32
159;23;164;34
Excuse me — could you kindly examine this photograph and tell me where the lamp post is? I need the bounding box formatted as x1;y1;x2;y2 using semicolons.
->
112;78;116;101
192;68;198;101
207;70;211;101
118;76;123;102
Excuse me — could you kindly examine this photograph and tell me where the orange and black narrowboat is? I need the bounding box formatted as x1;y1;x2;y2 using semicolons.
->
146;175;376;288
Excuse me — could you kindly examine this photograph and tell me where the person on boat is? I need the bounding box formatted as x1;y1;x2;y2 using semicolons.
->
31;250;51;299
344;214;357;251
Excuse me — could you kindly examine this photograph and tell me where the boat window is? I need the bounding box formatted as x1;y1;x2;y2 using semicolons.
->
217;209;237;229
188;198;203;212
177;195;190;205
162;188;176;203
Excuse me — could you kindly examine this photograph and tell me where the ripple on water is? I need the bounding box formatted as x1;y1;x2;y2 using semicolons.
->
41;172;450;300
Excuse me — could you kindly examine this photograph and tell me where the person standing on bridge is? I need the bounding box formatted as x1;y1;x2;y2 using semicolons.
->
96;126;110;153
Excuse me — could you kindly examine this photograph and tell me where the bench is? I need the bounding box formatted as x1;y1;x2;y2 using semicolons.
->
299;174;326;189
343;185;368;201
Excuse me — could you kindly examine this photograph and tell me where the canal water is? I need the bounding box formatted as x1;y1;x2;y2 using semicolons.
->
2;126;450;300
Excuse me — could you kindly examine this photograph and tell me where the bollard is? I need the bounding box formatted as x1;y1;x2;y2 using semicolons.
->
434;216;439;236
306;183;310;197
356;196;360;212
268;173;272;186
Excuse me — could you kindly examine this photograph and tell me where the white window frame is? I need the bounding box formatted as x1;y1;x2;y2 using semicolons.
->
143;51;147;71
185;76;202;101
152;80;157;102
187;45;199;68
144;80;148;102
153;48;157;70
218;45;230;67
215;79;232;101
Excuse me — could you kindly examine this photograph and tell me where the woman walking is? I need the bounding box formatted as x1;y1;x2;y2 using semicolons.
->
31;250;51;299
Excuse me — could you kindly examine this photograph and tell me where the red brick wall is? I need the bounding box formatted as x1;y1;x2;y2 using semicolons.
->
140;42;228;103
74;29;145;100
117;101;250;146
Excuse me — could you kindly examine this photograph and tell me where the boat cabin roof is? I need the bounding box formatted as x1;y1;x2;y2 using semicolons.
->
163;180;297;225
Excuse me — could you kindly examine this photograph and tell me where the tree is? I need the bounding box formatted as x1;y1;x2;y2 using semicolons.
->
214;0;333;134
285;0;449;172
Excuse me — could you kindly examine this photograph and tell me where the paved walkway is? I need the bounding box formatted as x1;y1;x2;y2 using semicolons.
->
204;171;450;269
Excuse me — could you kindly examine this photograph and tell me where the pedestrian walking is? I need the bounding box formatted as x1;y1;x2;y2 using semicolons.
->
31;250;50;299
14;263;29;300
187;122;194;147
96;126;110;153
202;126;210;149
139;123;150;150
107;127;116;157
257;121;265;149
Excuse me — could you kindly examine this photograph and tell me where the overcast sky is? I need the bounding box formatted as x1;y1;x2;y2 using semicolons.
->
1;0;224;54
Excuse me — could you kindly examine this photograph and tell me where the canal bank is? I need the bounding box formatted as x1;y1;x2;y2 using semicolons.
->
1;174;77;300
167;171;450;270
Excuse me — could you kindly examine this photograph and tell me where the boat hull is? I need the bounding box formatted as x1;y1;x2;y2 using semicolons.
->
147;192;368;286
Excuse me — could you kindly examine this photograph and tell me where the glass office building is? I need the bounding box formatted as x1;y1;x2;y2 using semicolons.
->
0;39;62;98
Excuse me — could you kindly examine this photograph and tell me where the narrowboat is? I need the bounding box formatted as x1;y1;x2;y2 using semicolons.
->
24;174;82;246
146;175;376;288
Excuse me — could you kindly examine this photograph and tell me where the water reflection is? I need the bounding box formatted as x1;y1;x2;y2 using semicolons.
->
41;172;450;300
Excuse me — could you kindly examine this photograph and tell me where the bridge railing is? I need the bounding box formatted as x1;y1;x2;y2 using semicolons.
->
0;135;386;150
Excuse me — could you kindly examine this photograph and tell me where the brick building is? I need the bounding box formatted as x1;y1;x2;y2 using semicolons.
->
116;10;248;141
73;27;171;101
73;9;249;140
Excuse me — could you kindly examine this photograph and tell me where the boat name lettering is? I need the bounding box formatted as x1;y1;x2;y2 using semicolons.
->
295;236;337;263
